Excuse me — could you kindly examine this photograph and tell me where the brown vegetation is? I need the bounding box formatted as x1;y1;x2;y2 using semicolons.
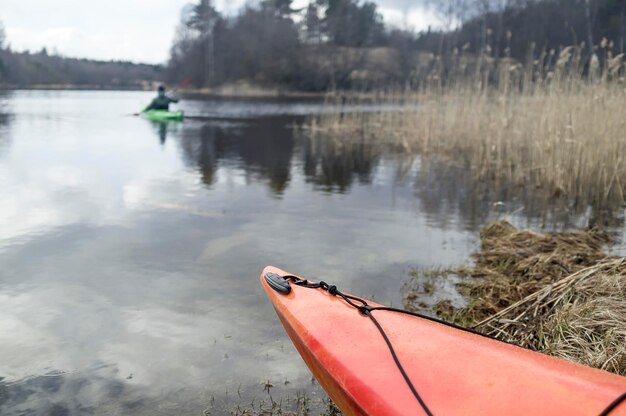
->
406;220;626;375
307;44;626;213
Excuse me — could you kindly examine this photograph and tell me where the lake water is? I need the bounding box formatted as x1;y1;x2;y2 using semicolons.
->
0;90;615;415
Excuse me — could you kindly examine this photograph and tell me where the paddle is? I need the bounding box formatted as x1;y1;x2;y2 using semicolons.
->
166;79;191;98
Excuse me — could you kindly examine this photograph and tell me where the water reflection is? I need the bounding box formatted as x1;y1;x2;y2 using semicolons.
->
172;111;626;230
176;117;622;230
414;158;625;230
0;93;13;158
178;120;384;197
152;121;169;146
301;135;379;193
0;368;265;416
4;92;466;415
1;91;623;416
180;118;294;194
0;370;141;416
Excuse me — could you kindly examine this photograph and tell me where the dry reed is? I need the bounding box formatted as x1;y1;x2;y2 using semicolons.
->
307;45;626;211
407;220;626;375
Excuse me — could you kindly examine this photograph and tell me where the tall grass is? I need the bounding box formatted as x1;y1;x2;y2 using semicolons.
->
406;221;626;375
307;44;626;212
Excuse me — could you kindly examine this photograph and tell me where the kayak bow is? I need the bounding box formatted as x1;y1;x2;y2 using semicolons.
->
260;266;626;416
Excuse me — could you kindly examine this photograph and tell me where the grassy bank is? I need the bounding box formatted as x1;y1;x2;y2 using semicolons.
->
406;220;626;375
306;46;626;214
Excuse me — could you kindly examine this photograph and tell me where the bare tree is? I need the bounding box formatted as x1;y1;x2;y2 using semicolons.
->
585;0;597;56
0;20;6;49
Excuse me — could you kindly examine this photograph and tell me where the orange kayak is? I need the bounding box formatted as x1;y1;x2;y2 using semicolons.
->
260;266;626;416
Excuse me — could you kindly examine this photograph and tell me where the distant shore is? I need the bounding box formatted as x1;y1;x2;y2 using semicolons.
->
0;84;329;98
0;83;380;100
0;84;151;91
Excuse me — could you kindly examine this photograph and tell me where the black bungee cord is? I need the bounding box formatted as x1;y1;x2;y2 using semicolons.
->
265;272;626;416
599;392;626;416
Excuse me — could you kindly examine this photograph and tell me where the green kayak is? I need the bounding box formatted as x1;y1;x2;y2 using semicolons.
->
143;110;184;122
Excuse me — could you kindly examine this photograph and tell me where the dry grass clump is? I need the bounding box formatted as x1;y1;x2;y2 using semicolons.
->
307;45;626;211
412;220;626;375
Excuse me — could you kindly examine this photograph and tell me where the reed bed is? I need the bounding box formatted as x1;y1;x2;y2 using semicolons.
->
307;45;626;211
407;220;626;375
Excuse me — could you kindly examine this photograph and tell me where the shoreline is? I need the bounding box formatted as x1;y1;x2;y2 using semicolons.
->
405;220;626;376
0;85;395;100
0;84;325;98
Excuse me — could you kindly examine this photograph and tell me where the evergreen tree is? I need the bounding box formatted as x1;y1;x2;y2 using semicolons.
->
322;0;385;47
186;0;220;86
304;1;323;43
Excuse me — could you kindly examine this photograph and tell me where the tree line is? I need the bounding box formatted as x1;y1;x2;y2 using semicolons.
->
420;0;626;62
1;0;625;90
0;20;162;88
166;0;403;91
166;0;626;91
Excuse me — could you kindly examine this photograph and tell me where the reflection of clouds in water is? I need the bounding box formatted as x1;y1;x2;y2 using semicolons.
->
0;164;113;243
122;171;206;211
0;92;488;414
0;286;120;380
0;369;139;416
0;367;317;416
0;366;235;416
0;112;186;244
0;211;318;411
0;280;315;414
199;228;257;261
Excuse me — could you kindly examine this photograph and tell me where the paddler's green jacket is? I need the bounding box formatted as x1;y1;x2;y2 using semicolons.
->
144;93;179;111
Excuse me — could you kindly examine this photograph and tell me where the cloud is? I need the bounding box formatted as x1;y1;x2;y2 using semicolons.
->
378;5;444;31
6;26;170;63
2;0;191;63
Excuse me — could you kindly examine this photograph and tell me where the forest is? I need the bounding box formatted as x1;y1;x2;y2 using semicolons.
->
166;0;626;91
1;0;625;90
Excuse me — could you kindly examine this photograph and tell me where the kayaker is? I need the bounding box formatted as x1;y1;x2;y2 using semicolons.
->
144;85;179;112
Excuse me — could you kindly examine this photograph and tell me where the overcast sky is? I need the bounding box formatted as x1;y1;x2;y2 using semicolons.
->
1;0;440;64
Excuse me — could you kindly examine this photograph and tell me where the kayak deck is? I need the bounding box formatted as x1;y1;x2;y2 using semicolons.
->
261;266;626;416
143;110;184;121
